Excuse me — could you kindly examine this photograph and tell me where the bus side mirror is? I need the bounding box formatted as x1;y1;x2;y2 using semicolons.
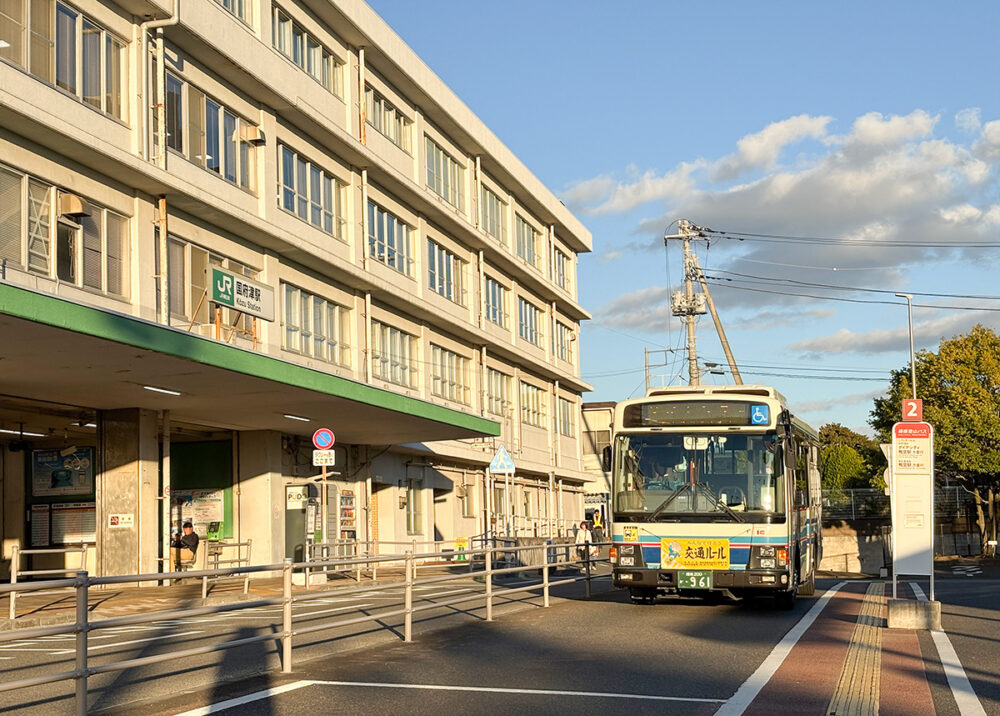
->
601;446;612;472
784;439;797;469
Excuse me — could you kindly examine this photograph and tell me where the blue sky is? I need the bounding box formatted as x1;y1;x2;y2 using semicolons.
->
369;1;1000;435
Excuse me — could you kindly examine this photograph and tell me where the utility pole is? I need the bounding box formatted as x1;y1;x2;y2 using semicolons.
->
665;220;707;386
665;220;743;386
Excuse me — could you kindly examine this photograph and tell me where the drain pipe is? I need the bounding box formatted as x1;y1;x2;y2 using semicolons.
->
139;0;179;163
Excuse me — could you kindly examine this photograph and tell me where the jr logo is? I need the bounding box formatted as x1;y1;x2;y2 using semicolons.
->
212;268;234;306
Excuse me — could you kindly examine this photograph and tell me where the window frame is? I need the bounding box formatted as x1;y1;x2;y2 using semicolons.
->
427;238;464;305
371;319;416;388
364;84;412;152
278;144;346;239
486;368;511;417
281;282;352;367
367;201;412;276
519;381;546;428
517;296;542;346
484;276;507;328
515;214;538;267
480;184;507;243
430;344;470;405
271;5;343;97
425;135;464;209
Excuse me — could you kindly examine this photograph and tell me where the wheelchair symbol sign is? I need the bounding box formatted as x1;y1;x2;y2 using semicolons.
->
750;405;770;425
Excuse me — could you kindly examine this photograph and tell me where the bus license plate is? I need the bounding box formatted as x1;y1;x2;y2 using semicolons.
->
678;570;713;589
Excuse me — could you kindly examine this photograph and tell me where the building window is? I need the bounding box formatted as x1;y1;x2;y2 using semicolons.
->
584;429;611;457
364;85;411;151
406;478;422;534
371;319;416;387
517;297;541;346
487;368;511;417
484;276;506;328
167;237;258;338
272;6;343;96
558;398;575;437
0;164;128;296
556;322;574;363
553;247;571;292
492;484;506;517
425;136;464;209
427;239;464;304
430;345;469;405
460;481;475;519
279;145;345;238
1;0;127;120
218;0;251;25
480;184;506;243
367;201;411;276
281;282;351;367
515;214;538;267
519;381;545;428
162;73;257;192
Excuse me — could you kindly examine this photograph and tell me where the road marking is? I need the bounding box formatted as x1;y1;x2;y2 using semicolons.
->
714;582;846;716
51;630;204;655
309;680;726;702
826;582;883;715
173;681;317;715
910;582;985;716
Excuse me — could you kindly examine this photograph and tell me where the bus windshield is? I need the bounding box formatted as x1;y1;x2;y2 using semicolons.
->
612;432;785;521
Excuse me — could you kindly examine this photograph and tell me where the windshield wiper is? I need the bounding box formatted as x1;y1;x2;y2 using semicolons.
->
648;483;691;521
696;483;745;523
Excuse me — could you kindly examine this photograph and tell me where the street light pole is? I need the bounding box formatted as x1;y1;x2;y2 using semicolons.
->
895;293;917;398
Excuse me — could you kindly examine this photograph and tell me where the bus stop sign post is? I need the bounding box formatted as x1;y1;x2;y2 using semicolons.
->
312;429;335;543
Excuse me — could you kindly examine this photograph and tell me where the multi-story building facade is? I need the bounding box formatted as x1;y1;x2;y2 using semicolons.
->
0;0;591;576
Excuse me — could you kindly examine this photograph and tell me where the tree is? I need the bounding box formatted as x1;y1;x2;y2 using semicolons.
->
819;423;883;488
820;444;866;489
870;324;1000;555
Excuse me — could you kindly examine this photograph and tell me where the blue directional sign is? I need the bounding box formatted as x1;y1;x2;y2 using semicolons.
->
489;445;516;473
750;405;770;425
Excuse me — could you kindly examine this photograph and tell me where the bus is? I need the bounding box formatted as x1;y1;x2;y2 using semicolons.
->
603;385;821;608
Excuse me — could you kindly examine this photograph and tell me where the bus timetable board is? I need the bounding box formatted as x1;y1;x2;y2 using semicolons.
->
622;401;772;428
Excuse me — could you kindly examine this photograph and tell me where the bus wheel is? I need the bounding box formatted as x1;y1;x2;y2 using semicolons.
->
799;570;815;597
630;588;657;604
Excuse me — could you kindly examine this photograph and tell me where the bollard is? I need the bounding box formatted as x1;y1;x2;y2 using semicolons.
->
74;571;89;716
9;545;18;620
485;545;493;621
404;551;413;642
543;539;551;608
281;558;293;673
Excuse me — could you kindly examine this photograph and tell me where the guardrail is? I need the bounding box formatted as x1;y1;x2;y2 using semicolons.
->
202;539;253;598
0;541;612;715
8;544;91;620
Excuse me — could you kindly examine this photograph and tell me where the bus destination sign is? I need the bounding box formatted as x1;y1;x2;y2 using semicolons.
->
623;401;772;428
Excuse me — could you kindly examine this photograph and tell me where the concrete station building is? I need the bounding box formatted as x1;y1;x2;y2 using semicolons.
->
0;0;592;577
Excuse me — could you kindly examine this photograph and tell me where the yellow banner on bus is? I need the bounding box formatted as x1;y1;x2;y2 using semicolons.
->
660;538;730;569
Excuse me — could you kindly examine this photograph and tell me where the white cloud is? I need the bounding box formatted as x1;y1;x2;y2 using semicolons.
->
561;174;615;207
581;161;703;215
710;114;832;182
956;108;982;134
787;311;1000;355
598;250;622;264
843;110;937;146
794;389;886;414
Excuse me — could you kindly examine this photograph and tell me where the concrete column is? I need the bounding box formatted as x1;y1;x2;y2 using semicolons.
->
99;408;158;577
237;431;284;566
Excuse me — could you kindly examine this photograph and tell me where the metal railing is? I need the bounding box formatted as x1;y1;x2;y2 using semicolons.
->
201;539;253;598
0;541;612;715
821;486;976;520
8;544;91;620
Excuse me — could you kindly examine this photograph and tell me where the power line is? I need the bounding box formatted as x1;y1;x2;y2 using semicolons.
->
705;269;1000;301
702;278;1000;311
734;257;906;272
702;228;1000;249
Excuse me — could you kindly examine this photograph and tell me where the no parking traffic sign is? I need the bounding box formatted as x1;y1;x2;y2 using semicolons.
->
312;428;335;450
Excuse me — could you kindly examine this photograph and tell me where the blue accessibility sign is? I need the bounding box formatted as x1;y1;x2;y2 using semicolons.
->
750;405;770;425
489;445;516;473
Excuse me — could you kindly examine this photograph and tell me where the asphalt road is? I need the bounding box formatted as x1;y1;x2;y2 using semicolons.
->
0;569;611;714
3;564;998;715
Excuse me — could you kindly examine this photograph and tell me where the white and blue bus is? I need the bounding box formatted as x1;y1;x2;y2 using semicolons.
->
604;385;821;608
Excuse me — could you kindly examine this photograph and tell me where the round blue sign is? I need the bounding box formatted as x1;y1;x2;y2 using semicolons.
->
312;428;335;449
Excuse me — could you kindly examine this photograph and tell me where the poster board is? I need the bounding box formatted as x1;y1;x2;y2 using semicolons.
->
52;502;97;543
30;504;50;546
169;489;225;539
32;447;94;497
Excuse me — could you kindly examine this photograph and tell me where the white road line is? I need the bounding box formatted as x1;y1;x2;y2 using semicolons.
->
51;630;204;655
910;582;986;716
173;681;316;715
714;582;846;716
309;680;727;702
418;588;476;598
271;603;373;618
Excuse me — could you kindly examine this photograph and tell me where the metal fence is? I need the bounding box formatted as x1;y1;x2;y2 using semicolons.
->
0;541;611;715
821;487;976;520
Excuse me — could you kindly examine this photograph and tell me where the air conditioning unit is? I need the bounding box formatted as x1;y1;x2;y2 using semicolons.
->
240;125;267;146
60;193;91;219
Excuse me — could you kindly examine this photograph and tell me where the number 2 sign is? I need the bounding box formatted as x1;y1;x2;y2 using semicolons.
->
902;399;923;422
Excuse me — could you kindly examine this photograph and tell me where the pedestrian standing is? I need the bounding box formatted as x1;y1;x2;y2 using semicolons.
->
575;520;593;562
